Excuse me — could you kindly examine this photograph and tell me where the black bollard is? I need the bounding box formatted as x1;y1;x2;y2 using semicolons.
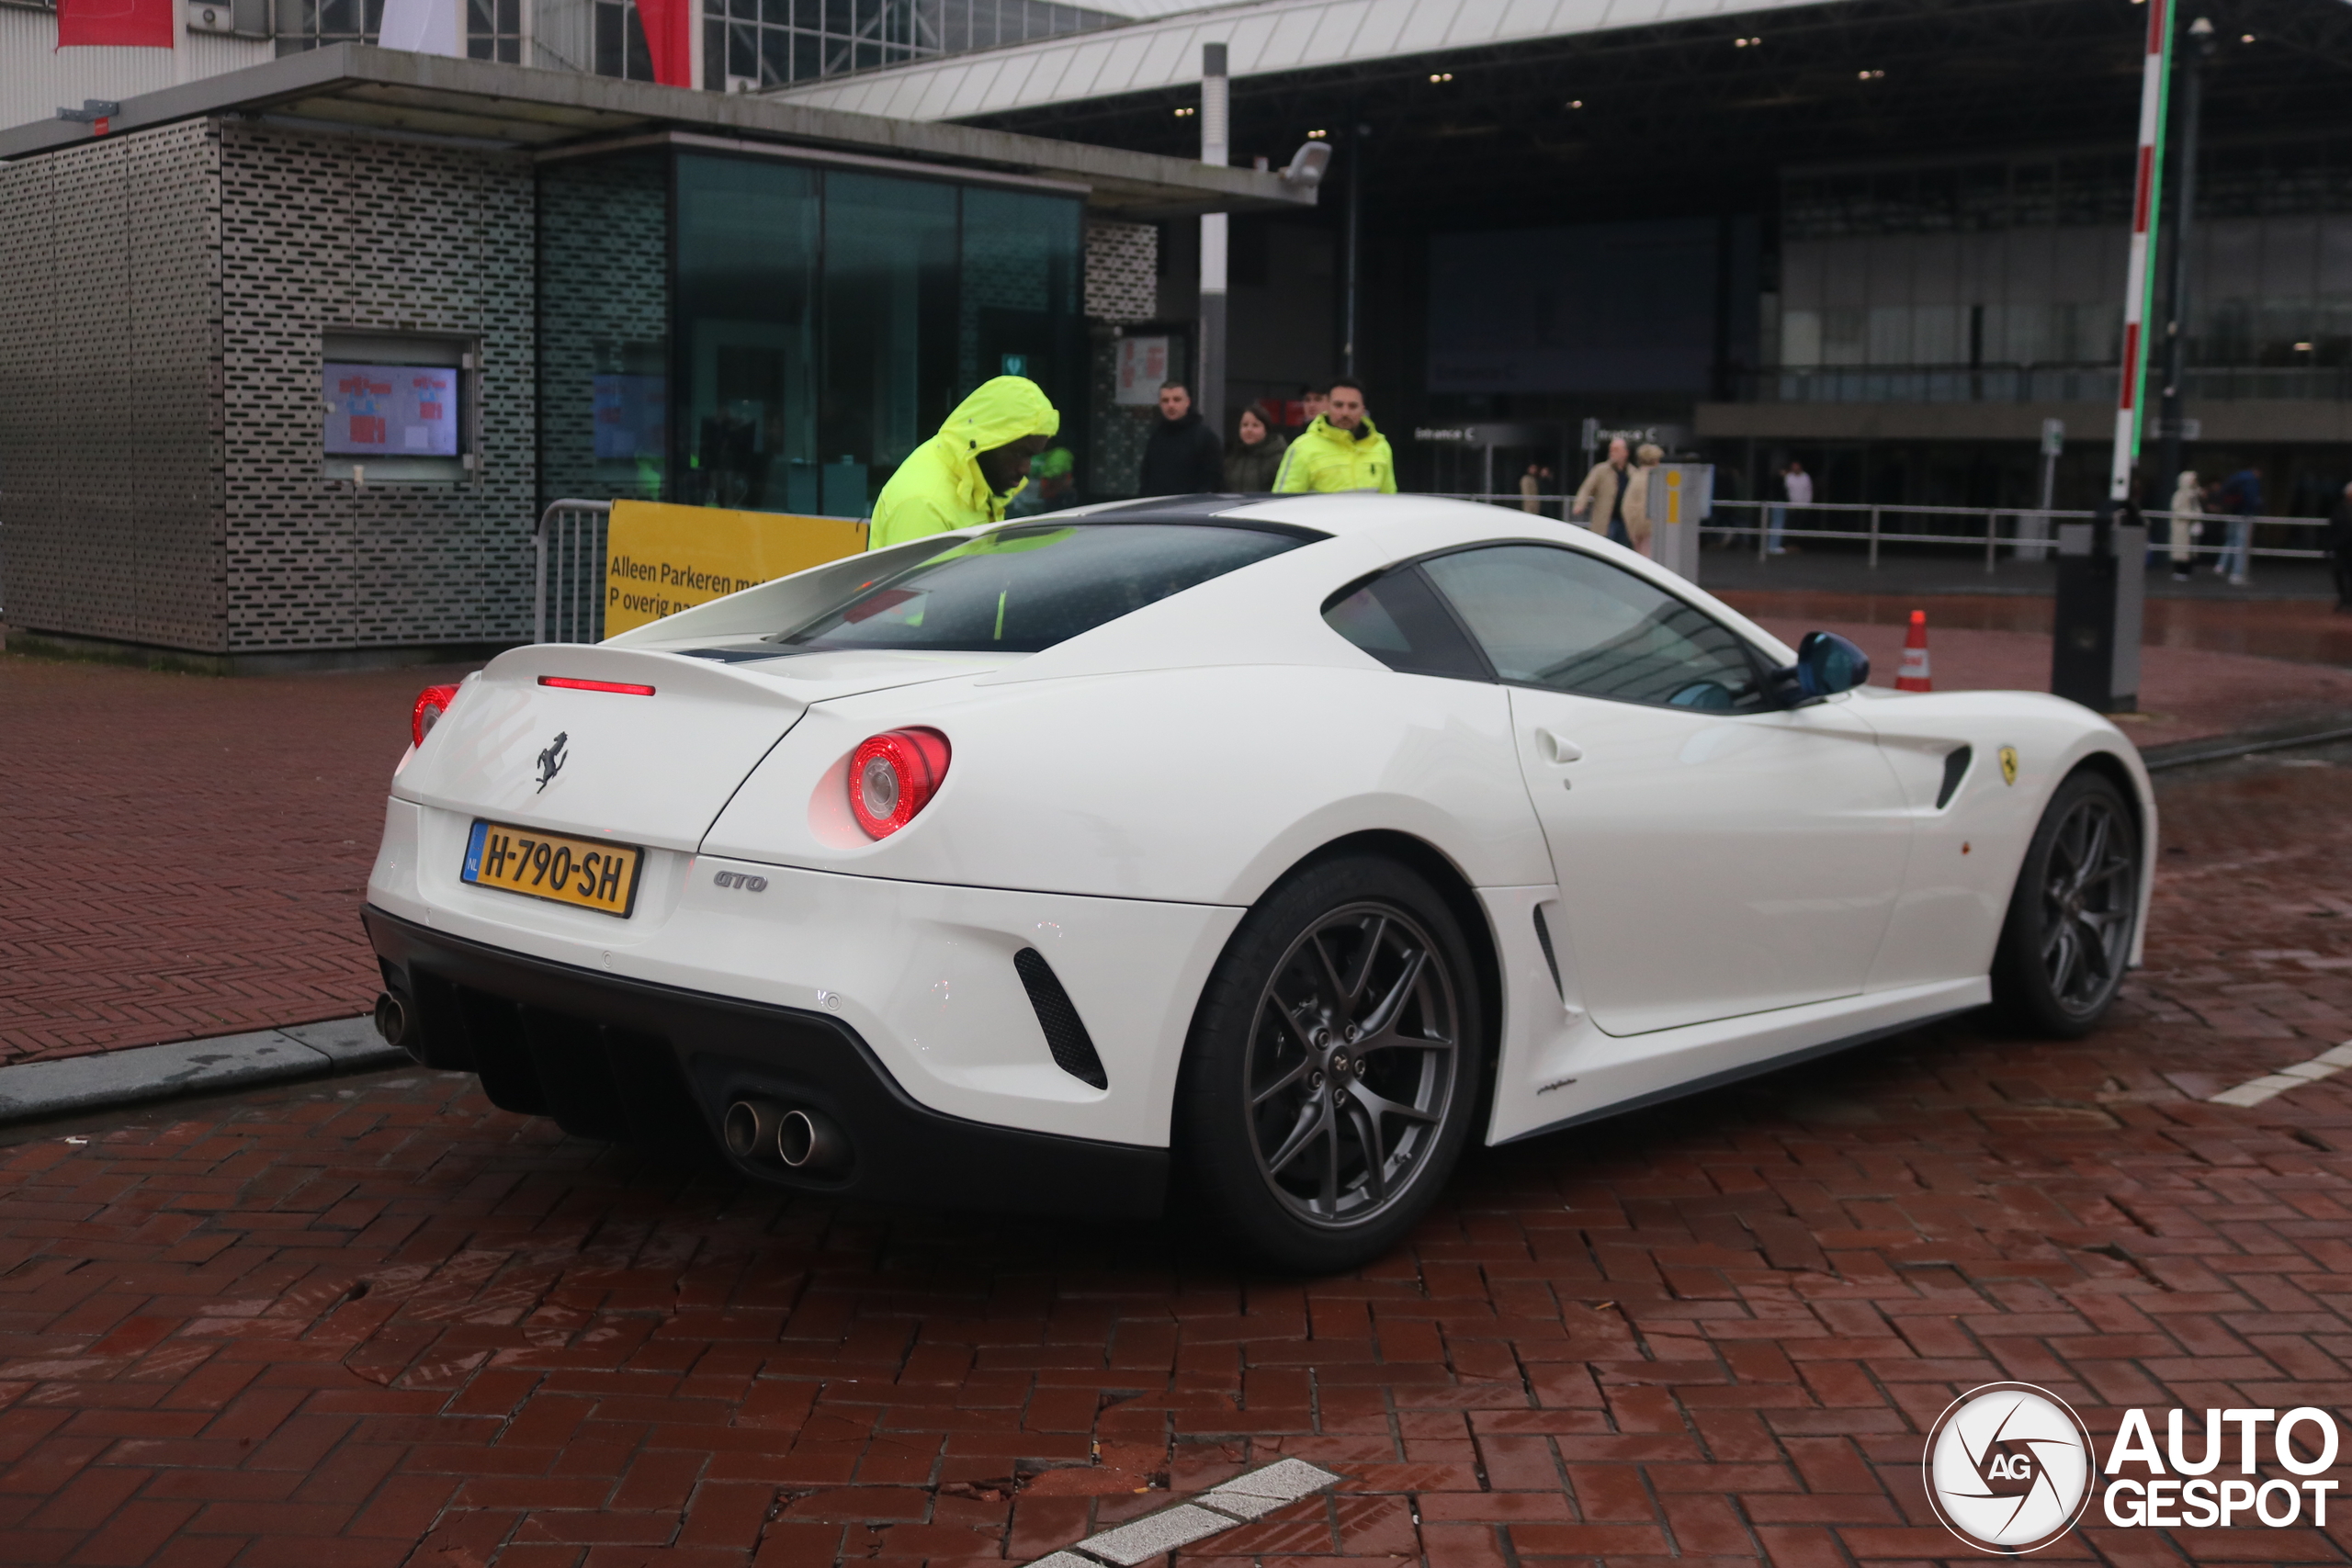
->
2051;496;2144;715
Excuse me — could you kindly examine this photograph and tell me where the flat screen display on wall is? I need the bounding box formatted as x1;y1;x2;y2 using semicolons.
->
323;362;461;457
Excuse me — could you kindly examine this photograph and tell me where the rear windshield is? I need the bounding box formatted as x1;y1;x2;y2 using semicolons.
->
772;523;1310;655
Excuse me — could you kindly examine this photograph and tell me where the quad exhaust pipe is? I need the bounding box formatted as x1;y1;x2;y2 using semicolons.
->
724;1098;851;1173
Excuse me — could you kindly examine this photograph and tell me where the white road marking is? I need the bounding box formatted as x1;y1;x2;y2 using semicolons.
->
2211;1041;2352;1107
1025;1458;1340;1567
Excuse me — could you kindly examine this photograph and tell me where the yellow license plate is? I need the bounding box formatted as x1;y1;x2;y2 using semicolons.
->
461;820;643;917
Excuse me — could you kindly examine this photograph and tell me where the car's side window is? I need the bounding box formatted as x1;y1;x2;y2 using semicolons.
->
1419;545;1770;712
1321;567;1491;680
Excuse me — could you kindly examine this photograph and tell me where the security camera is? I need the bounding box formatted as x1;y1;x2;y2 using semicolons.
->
1283;140;1332;187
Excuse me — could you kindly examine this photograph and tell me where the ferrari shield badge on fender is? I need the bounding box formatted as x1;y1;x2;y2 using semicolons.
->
1999;746;2019;786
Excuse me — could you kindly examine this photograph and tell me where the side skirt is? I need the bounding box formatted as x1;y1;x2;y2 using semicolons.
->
1494;1003;1983;1148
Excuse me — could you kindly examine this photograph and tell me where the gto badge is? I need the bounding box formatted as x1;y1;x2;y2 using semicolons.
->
535;731;569;793
713;870;768;892
1998;746;2019;786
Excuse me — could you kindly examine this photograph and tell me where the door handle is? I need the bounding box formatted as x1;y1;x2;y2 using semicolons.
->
1536;729;1583;764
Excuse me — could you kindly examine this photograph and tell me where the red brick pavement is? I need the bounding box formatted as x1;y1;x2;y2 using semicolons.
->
1;751;2351;1565
0;655;468;1064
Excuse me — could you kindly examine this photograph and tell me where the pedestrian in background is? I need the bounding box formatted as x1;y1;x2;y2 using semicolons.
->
869;376;1058;550
1768;458;1812;555
2214;464;2261;585
1519;463;1555;515
1625;442;1665;556
2329;479;2352;612
1138;379;1223;495
1295;385;1330;434
1273;378;1396;493
1571;437;1635;545
2167;468;2203;581
1222;401;1287;491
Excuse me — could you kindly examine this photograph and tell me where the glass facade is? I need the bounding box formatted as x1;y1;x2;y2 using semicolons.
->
274;0;517;59
538;146;1086;519
278;0;1117;85
702;0;1121;92
1764;138;2352;400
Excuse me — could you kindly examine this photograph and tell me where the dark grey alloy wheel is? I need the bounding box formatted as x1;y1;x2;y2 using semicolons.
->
1179;855;1485;1272
1993;771;2142;1038
1247;901;1461;1226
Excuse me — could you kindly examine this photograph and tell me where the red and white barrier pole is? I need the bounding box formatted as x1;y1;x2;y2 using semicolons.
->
2109;0;2177;501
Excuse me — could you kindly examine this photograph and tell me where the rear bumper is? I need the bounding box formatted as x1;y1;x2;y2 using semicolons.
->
363;906;1167;1218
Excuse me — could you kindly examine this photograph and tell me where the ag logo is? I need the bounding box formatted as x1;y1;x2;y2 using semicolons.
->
1923;1382;2094;1554
1998;745;2019;786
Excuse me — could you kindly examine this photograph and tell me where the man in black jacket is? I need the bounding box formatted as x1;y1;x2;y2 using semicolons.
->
1138;380;1224;495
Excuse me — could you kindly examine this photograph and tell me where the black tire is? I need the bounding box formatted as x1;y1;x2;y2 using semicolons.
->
1991;769;2142;1038
1176;854;1486;1272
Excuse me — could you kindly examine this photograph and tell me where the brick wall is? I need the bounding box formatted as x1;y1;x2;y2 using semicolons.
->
0;118;540;656
219;122;536;652
537;152;670;513
1083;220;1156;325
0;120;226;650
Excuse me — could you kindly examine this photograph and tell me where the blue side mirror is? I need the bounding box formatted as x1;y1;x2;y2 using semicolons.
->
1796;630;1870;697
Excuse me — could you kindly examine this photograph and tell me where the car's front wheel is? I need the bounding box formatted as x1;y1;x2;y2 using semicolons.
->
1177;854;1485;1271
1990;769;2143;1037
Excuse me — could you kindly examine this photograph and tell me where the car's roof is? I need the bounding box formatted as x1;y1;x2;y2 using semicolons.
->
1037;491;1503;536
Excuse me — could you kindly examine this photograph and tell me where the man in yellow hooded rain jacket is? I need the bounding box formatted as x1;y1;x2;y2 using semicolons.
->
868;377;1060;550
1272;378;1396;494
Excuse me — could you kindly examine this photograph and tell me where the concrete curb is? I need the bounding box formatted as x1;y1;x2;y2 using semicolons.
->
2140;715;2352;773
0;1016;405;1128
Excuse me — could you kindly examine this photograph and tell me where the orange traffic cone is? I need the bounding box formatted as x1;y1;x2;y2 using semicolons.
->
1895;609;1933;692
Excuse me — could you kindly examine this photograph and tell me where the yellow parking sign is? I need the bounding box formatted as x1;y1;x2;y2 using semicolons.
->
604;501;868;637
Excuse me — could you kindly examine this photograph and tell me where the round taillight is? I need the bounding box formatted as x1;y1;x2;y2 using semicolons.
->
847;728;951;840
412;683;461;749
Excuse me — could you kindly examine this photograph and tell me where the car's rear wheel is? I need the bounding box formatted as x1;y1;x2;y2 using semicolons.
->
1177;854;1484;1272
1991;770;2142;1038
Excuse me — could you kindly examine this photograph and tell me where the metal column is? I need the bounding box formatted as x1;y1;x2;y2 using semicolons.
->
1198;43;1229;438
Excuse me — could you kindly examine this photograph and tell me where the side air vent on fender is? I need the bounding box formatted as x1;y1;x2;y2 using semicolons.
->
1937;745;1973;809
1013;948;1110;1089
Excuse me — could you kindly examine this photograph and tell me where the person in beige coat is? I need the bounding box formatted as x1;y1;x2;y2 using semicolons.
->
1625;443;1665;555
1572;438;1637;546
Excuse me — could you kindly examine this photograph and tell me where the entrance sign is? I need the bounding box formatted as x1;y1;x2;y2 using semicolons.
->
1114;337;1170;405
605;501;867;636
325;362;458;457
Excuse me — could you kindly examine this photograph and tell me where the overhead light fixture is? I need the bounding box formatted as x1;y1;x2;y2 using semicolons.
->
1565;98;1584;108
1282;140;1332;186
1429;72;1453;82
2241;31;2255;41
1858;68;1885;79
1734;35;1760;46
2296;341;2315;352
1173;105;1195;117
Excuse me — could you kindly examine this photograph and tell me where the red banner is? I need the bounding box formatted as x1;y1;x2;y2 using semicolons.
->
57;0;175;46
633;0;695;87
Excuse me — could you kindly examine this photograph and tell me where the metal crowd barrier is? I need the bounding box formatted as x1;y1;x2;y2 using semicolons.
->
1705;498;2329;577
534;499;610;646
1420;491;2329;581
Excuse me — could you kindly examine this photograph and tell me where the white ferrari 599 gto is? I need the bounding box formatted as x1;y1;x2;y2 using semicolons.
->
365;494;2154;1269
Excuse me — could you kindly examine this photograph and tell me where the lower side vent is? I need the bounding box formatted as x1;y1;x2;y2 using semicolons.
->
1013;948;1109;1089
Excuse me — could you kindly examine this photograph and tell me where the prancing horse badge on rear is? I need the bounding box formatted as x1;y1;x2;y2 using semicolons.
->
536;732;569;792
1998;746;2018;785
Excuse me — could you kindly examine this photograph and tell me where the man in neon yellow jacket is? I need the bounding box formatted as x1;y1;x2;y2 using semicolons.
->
868;377;1060;550
1272;379;1397;494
